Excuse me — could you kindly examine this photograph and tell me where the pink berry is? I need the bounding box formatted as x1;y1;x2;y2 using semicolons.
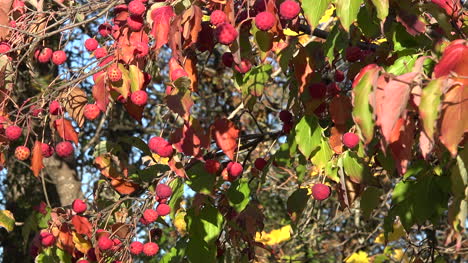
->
97;236;113;250
94;47;107;59
143;242;159;256
0;42;10;54
156;144;173;158
279;110;292;123
77;260;89;263
279;0;301;20
15;146;30;161
342;132;359;149
156;184;172;199
40;232;55;247
156;203;170;216
128;0;146;16
107;64;122;82
255;11;276;31
234;59;252;74
148;136;168;153
129;241;144;255
35;47;53;63
205;159;221;174
72;199;87;213
5;125;22;140
52;50;67;65
130;90;148;106
84;104;101;120
41;143;54;158
49;100;62;115
143;209;158;223
98;23;112;37
55;141;74;158
311;183;331;201
227;162;243;178
85;38;99;52
216;23;238;45
210;10;227;26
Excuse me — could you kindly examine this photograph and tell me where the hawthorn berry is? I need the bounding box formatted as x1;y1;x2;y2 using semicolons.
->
210;10;227;26
94;47;107;59
72;199;87;213
170;68;188;81
227;162;243;178
49;100;62;115
143;209;158;223
55;141;74;158
5;125;22;141
40;232;55;247
234;59;252;74
84;38;99;52
342;132;359;149
279;0;301;20
84;104;101;120
52;50;67;65
98;236;113;250
279;110;293;123
216;23;238;45
222;52;234;67
107;64;123;82
143;242;159;256
311;183;331;201
156;203;170;216
130;90;148;106
335;69;345;82
254;158;267;170
127;15;144;31
15;146;30;161
41;143;54;158
98;23;112;37
156;183;172;199
0;42;10;53
129;241;144;255
35;47;53;63
205;159;221;174
255;11;276;31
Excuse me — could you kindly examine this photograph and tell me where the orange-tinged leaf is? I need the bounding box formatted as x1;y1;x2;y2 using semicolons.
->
329;125;346;154
389;116;415;175
211;118;239;160
419;130;433;159
184;55;198;92
71;215;92;237
31;141;44;178
61;87;87;127
0;0;12;40
123;99;144;121
57;224;74;255
151;6;175;50
439;84;468;157
292;48;314;93
111;223;131;239
72;231;92;254
92;71;109;112
434;40;468;87
166;88;193;120
168;156;187;178
329;94;352;125
171;119;209;157
94;154;121;179
54;118;79;144
110;178;139;195
181;5;202;48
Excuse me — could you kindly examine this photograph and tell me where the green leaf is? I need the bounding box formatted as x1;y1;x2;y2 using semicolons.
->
226;178;251;212
93;141;121;157
186;161;216;194
342;151;369;184
386;54;418;75
301;0;331;28
252;24;273;59
323;25;347;65
55;248;72;263
279;39;298;72
187;237;216;263
357;6;380;39
325;160;340;183
173;76;192;90
336;0;363;32
186;203;224;244
0;210;15;232
360;186;382;218
160;239;187;263
370;0;389;21
311;137;333;171
241;64;272;97
419;78;444;141
120;136;152;156
138;164;169;182
450;150;468;198
287;188;310;222
294;115;322;159
128;64;144;92
169;177;185;220
36;208;51;229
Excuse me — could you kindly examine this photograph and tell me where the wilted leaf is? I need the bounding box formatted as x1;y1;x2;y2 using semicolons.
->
123;99;144;121
61;87;87;127
211;118;239;160
54;119;79;144
57;224;74;255
181;5;202;49
71;215;92;237
396;12;426;36
110;178;139;195
166;88;194;120
151;6;175;50
0;0;12;40
292;47;314;93
72;231;92;254
329;94;352;126
31;141;44;178
329;125;346;154
184;55;198;92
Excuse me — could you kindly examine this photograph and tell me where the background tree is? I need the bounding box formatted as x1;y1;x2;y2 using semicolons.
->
0;0;466;262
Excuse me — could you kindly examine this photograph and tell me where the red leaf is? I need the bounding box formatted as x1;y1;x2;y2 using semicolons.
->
184;55;198;92
181;5;202;48
211;118;239;160
71;215;92;237
168;157;187;178
54;119;79;144
396;12;426;36
329;125;346;154
375;72;418;145
166;88;193;120
110;178;139;195
292;48;314;93
439;84;468;157
434;40;468;87
329;94;352;125
123;99;144;121
389;116;415;175
151;6;175;50
31;141;43;178
171;119;209;157
92;71;109;112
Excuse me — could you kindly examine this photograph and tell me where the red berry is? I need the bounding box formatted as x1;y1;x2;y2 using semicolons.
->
40;232;55;247
210;10;226;26
98;23;112;37
0;42;10;53
222;52;234;67
342;132;359;149
98;236;113;250
254;158;267;170
234;59;252;74
345;46;362;62
127;15;144;31
143;209;158;223
156;203;170;216
134;41;149;58
5;125;22;140
156;144;173;157
77;260;89;263
131;90;148;106
216;23;238;45
205;159;221;174
15;146;30;161
227;162;243;178
255;11;276;31
311;183;331;201
143;242;159;256
49;100;62;115
107;64;122;82
279;0;301;20
30;105;42;117
94;47;107;59
52;50;67;65
148;136;168;153
84;38;99;52
72;199;87;213
129;241;144;255
156;184;172;199
335;70;345;82
327;82;340;96
279;110;292;123
128;0;146;16
35;47;53;63
55;141;74;158
84;104;101;120
41;143;54;158
170;68;188;81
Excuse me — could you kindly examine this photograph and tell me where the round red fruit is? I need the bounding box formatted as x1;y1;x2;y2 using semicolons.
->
254;158;267;170
0;42;10;53
49;100;62;115
222;52;234;67
279;0;301;20
148;136;168;153
107;64;122;82
129;241;144;255
234;59;252;74
84;104;101;120
227;162;243;178
210;10;227;26
72;199;87;213
131;90;148;106
279;110;292;123
156;204;170;216
5;125;22;140
311;183;331;201
143;209;158;223
84;38;99;52
143;242;159;256
52;50;67;65
127;15;144;31
156;183;172;199
216;23;238;45
342;132;359;149
41;143;54;158
98;236;113;250
170;68;188;81
77;260;89;263
35;47;53;63
335;69;345;82
55;141;74;158
128;0;146;16
40;232;55;247
94;47;107;59
205;159;221;174
15;146;30;161
156;144;173;158
98;23;112;37
255;11;276;31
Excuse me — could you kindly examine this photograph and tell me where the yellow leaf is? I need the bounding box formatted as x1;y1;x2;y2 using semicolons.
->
72;231;92;254
142;153;169;166
345;251;370;263
174;210;187;235
0;210;15;232
375;223;406;244
255;225;291;246
202;15;210;22
318;6;336;24
283;28;300;36
392;249;409;263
